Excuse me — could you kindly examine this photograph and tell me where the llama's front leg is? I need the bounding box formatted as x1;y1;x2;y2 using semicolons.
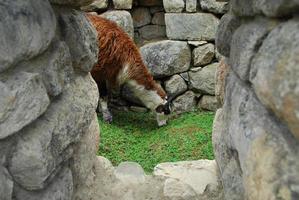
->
97;81;113;123
99;97;113;123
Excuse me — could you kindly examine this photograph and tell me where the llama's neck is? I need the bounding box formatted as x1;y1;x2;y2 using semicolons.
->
127;80;165;111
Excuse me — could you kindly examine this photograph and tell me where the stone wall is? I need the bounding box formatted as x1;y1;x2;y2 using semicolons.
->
0;0;100;199
214;0;299;199
82;0;229;113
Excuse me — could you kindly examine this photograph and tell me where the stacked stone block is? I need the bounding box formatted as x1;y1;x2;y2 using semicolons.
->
82;0;229;113
0;0;100;199
213;0;299;199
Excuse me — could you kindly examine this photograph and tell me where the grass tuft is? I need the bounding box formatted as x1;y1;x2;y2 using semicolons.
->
98;110;215;173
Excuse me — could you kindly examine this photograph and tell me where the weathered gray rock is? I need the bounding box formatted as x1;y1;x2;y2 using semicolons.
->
189;63;218;95
193;43;215;66
188;41;208;47
141;40;191;78
25;41;74;97
0;0;56;73
253;0;299;17
216;13;241;57
115;162;146;184
154;160;220;196
152;12;165;25
198;95;219;111
56;9;98;72
71;114;100;200
165;75;188;97
171;91;196;113
163;0;185;12
132;7;151;28
50;0;93;6
230;17;278;80
230;0;254;16
186;0;197;12
8;75;98;190
139;25;166;40
250;18;299;141
14;167;73;200
165;13;220;41
200;0;229;14
0;72;50;139
81;0;108;11
138;0;163;6
113;0;133;9
0;166;13;200
163;178;198;200
214;72;299;199
102;11;134;38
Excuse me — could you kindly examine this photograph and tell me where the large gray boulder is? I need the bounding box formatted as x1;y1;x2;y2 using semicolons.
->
198;95;219;111
193;43;215;66
139;25;166;40
101;11;134;38
200;0;229;14
163;0;185;12
215;13;241;57
0;72;50;140
252;0;299;17
141;40;191;78
189;63;218;95
230;18;278;81
165;13;220;41
250;18;299;141
0;0;56;73
0;166;13;200
81;0;108;11
56;9;98;72
14;167;73;200
171;91;197;114
165;75;188;98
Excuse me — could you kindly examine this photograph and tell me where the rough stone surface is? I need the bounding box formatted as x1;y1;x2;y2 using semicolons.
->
171;91;196;114
252;0;299;17
14;167;73;200
0;72;50;139
81;0;108;11
230;17;278;80
163;178;198;200
139;25;166;40
0;166;13;200
193;43;215;66
189;63;218;95
186;0;197;12
115;162;146;184
198;95;219;111
215;58;229;106
165;13;220;41
188;41;208;46
163;0;185;13
154;160;220;196
132;7;151;28
57;9;98;72
102;11;134;38
250;18;299;141
71;114;100;200
0;0;56;73
113;0;133;9
141;40;191;78
200;0;229;14
152;12;165;25
216;13;241;57
165;75;188;97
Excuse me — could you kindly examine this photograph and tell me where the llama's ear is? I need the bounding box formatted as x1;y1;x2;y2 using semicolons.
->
155;105;164;113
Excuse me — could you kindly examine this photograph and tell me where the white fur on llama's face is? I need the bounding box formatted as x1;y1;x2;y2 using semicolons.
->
127;80;168;126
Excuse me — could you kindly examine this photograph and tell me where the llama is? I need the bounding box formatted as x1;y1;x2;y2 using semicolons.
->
87;14;171;126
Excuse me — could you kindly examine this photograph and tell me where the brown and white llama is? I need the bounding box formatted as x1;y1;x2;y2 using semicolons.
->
87;14;170;126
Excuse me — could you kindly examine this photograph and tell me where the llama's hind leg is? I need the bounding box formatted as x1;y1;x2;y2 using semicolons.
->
98;81;113;123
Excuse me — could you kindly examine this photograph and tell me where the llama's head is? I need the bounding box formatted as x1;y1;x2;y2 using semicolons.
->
155;97;171;126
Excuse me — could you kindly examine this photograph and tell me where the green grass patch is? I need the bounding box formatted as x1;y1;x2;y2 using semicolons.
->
97;110;215;173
